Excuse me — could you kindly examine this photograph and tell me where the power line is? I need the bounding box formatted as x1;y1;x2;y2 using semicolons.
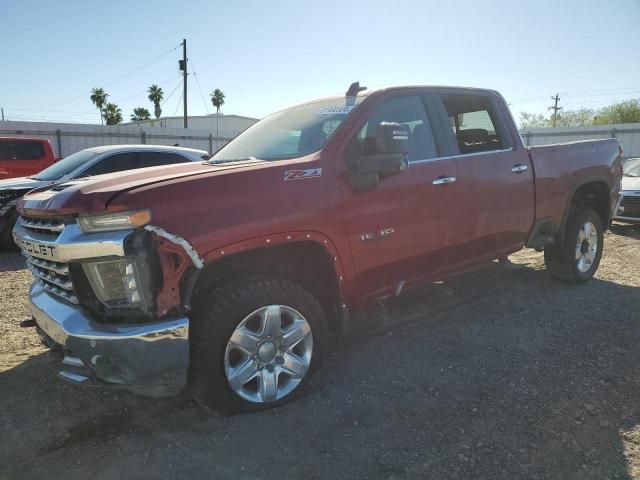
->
21;44;181;112
189;57;211;115
173;88;184;117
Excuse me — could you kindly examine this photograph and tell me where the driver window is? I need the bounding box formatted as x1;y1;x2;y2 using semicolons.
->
348;96;438;163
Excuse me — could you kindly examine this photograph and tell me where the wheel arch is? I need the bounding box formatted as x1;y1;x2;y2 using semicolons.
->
558;177;611;246
191;234;347;334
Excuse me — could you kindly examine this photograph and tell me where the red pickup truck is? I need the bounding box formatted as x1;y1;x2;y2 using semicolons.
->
0;137;57;179
15;84;623;412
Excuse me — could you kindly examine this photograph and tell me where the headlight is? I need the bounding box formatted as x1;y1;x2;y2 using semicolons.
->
78;210;151;233
82;258;151;310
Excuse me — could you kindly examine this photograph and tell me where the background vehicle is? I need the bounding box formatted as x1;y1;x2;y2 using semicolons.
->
0;137;57;180
614;157;640;223
0;144;207;249
14;84;623;413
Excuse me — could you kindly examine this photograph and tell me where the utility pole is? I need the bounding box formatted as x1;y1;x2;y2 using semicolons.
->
1;108;4;122
549;94;562;127
179;39;188;129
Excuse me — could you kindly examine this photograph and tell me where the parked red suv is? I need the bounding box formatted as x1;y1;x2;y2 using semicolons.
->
0;138;57;179
15;84;623;412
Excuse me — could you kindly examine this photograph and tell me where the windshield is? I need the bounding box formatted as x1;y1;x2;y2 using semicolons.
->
32;150;99;181
210;97;364;162
623;158;640;177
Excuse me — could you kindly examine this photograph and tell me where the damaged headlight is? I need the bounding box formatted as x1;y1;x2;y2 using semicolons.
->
82;258;152;311
78;210;151;233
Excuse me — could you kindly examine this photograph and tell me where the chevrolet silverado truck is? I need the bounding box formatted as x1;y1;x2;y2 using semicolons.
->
14;83;623;412
0;145;208;250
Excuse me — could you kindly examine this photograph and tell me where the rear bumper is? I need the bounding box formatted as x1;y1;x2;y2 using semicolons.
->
613;191;640;223
29;282;189;390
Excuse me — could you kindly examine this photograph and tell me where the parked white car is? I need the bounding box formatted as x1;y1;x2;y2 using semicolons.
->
614;158;640;223
0;145;208;248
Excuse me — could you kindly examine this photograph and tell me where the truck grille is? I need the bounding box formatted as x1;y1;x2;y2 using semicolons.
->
19;214;78;304
620;195;640;218
19;214;67;241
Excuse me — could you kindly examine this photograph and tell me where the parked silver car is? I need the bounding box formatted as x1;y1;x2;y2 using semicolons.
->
0;145;208;248
614;158;640;223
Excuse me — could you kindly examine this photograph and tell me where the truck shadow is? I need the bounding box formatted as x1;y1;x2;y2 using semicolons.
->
610;222;640;239
0;252;26;272
1;258;639;479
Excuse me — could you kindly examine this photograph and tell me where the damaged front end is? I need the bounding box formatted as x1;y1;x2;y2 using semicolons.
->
13;210;202;393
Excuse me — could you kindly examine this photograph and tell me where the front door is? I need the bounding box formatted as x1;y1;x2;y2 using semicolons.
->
337;94;463;301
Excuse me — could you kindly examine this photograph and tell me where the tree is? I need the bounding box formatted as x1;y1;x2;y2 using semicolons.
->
554;108;596;127
594;99;640;125
519;112;549;129
102;103;123;125
210;88;225;114
148;84;164;119
130;107;151;122
90;88;108;125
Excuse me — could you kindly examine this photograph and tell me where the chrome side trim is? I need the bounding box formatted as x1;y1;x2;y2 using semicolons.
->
144;225;204;269
409;147;514;165
614;215;640;222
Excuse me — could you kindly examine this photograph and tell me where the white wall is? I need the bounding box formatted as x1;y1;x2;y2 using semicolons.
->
0;121;240;157
520;123;640;158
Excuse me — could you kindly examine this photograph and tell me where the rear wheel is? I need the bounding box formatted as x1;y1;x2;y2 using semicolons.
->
188;275;327;413
544;207;603;283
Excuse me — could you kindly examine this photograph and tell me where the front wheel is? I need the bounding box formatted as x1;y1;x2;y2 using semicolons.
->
188;275;327;413
544;207;604;283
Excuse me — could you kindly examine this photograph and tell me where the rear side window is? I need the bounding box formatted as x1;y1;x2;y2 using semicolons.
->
348;95;438;163
440;94;509;154
0;141;45;161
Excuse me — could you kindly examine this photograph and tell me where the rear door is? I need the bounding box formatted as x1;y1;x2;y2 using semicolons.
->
0;140;49;179
338;93;464;300
433;92;534;259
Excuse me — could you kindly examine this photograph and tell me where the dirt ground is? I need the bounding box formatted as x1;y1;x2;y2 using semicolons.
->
1;223;639;480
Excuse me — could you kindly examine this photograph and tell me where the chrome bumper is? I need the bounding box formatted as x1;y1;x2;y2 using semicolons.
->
29;282;189;388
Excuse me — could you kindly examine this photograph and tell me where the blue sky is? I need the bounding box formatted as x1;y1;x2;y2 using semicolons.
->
1;0;639;125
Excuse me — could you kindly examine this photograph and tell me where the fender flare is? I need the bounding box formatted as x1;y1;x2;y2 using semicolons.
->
200;230;349;301
557;175;611;245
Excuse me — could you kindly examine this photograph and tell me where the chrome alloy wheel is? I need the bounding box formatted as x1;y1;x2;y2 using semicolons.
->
575;221;598;273
224;305;313;403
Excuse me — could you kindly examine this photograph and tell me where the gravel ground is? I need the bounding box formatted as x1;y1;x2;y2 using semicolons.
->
1;223;639;479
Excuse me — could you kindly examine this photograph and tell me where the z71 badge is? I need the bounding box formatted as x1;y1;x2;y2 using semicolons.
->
284;168;323;182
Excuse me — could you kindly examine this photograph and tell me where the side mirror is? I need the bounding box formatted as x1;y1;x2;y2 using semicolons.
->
349;122;409;190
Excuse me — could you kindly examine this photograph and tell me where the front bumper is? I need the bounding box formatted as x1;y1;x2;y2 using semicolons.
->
30;282;189;389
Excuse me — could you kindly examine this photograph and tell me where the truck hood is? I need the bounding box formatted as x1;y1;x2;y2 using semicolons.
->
0;176;51;192
621;175;640;192
17;159;268;216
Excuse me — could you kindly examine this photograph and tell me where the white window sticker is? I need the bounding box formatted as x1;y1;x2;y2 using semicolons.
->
318;105;354;115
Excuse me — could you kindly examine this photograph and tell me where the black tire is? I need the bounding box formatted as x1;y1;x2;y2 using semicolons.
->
1;211;20;252
188;275;328;414
544;207;604;283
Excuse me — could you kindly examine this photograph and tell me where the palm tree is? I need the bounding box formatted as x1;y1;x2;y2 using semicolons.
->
148;84;164;119
210;88;225;114
130;107;151;122
210;89;226;146
90;88;108;125
102;103;123;125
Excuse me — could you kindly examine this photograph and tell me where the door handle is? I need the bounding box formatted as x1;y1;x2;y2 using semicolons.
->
432;176;457;185
511;164;528;173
